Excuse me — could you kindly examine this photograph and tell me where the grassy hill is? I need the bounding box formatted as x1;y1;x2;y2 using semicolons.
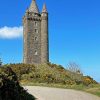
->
0;63;97;86
0;63;100;98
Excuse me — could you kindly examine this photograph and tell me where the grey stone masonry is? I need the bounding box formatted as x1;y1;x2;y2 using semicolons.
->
23;0;49;64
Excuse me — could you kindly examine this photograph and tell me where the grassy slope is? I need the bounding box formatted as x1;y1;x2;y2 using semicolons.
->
5;63;85;85
84;84;100;97
0;63;99;97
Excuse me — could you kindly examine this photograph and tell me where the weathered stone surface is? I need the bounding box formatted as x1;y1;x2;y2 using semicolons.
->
23;0;49;64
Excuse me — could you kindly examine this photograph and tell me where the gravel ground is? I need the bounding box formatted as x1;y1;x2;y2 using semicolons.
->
24;86;100;100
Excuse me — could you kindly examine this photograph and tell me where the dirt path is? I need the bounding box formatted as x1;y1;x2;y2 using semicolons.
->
24;86;100;100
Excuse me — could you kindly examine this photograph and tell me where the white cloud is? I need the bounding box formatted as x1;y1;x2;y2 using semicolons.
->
0;26;23;39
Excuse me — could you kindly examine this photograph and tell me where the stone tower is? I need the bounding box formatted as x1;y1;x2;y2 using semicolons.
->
23;0;49;64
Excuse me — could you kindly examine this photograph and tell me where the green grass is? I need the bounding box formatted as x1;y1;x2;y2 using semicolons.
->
84;84;100;97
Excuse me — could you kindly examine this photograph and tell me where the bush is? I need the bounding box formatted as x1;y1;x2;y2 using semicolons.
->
0;67;36;100
83;76;97;86
1;63;97;86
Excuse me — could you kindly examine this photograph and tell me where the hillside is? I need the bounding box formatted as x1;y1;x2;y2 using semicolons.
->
0;63;97;86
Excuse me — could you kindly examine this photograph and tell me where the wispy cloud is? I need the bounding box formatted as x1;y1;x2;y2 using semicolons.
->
0;26;23;39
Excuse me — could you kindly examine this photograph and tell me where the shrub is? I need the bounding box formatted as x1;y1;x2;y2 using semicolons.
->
1;63;97;86
0;67;36;100
82;76;97;86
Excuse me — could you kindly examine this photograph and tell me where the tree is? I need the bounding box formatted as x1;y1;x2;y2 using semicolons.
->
67;62;82;74
67;62;83;84
0;58;2;67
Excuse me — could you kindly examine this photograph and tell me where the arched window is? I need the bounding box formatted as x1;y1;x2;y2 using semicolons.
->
34;50;38;55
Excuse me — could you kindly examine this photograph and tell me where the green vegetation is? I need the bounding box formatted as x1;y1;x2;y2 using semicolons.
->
84;84;100;97
1;63;97;86
0;58;2;67
0;63;99;97
0;67;36;100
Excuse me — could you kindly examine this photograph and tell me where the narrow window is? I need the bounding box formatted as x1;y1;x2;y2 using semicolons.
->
35;22;37;26
35;37;37;41
35;29;38;33
34;50;38;55
35;29;36;32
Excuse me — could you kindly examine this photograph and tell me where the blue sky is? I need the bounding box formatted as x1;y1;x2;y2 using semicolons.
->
0;0;100;82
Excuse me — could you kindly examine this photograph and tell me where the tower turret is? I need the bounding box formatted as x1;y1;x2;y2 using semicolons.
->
42;3;48;13
41;3;49;63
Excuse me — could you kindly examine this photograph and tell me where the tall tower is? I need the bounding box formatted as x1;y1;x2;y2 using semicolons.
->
23;0;49;64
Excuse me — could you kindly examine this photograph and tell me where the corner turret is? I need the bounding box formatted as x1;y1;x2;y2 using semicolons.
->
41;3;49;63
42;3;48;13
